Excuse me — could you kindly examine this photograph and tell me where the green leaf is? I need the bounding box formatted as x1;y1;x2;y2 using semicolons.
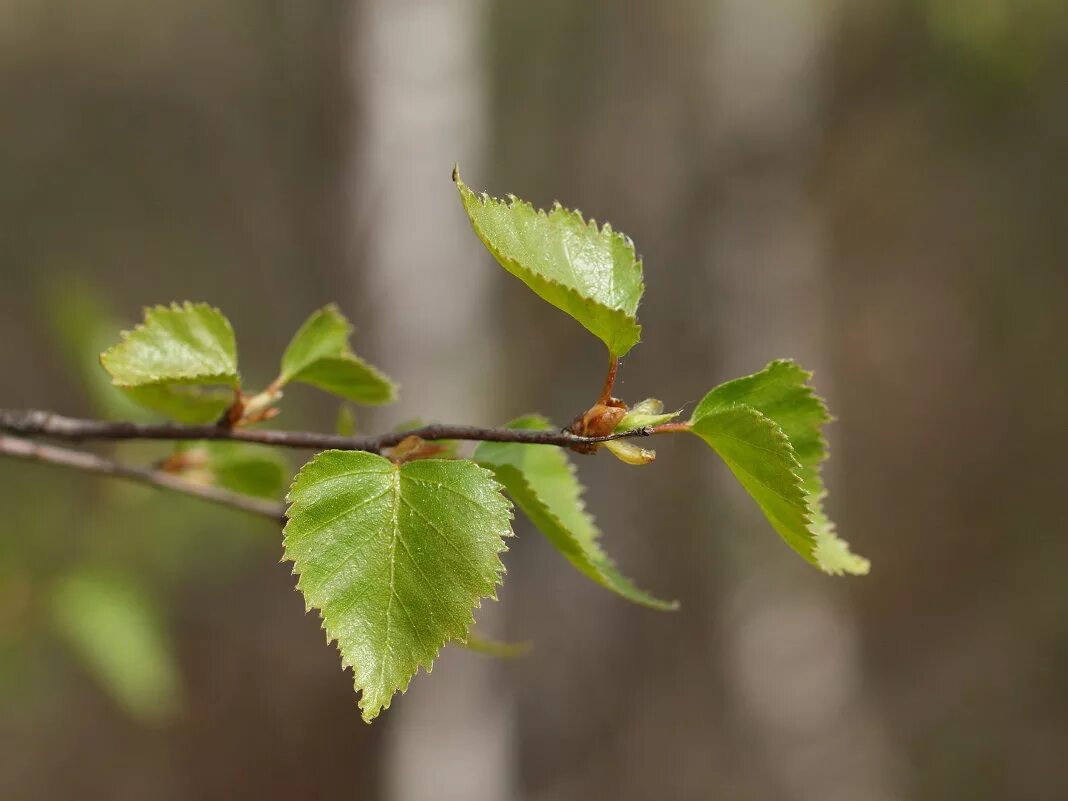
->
280;304;356;382
51;571;182;723
284;451;512;721
172;442;289;499
287;355;395;405
121;385;232;424
690;361;869;575
614;398;682;431
278;305;396;405
691;405;814;560
475;416;676;610
100;302;238;388
455;170;644;357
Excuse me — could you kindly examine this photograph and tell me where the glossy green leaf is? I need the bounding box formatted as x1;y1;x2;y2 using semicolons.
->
284;451;512;721
51;571;182;722
278;305;396;405
100;302;238;388
691;405;814;560
691;360;868;575
475;416;675;610
455;170;644;357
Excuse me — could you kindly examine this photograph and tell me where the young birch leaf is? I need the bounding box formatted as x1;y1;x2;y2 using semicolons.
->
691;405;814;561
170;442;289;499
278;305;396;405
614;398;682;432
284;451;512;721
691;360;869;574
455;170;644;357
287;355;395;405
475;416;676;610
100;302;238;387
121;385;233;424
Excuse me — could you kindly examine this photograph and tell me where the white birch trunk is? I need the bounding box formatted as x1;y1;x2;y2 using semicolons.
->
347;1;515;799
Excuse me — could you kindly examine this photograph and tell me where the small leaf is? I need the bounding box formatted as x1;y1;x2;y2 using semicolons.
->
284;451;511;721
603;438;656;465
614;398;682;431
121;385;232;424
280;304;355;383
100;302;238;388
278;305;396;405
169;442;288;499
287;355;395;405
455;169;644;357
51;571;182;723
690;360;868;575
475;416;675;610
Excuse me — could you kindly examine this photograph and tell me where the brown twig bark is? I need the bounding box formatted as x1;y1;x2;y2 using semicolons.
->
0;434;285;522
0;408;655;454
0;408;690;520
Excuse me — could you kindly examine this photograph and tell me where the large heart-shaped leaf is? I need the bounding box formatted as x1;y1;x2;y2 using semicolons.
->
284;451;512;721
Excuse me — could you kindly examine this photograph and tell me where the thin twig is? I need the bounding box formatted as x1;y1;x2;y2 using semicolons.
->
597;356;620;405
0;409;656;454
0;434;285;522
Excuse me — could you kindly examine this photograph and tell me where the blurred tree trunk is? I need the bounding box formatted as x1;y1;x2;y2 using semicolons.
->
698;1;903;798
346;1;516;800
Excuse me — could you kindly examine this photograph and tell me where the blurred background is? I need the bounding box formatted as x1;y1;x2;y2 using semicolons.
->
2;1;1067;799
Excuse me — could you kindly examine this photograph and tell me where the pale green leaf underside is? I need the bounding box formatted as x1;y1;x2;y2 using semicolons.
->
455;171;643;357
279;305;396;405
100;302;238;387
121;385;232;424
280;304;358;382
691;405;814;560
475;416;675;610
289;355;396;405
691;360;868;575
209;446;287;499
174;441;288;499
284;451;512;721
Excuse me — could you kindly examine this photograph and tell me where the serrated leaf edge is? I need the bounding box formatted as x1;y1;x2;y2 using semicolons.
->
99;301;239;387
282;453;512;721
456;172;643;356
691;403;819;563
490;462;677;610
477;414;676;610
